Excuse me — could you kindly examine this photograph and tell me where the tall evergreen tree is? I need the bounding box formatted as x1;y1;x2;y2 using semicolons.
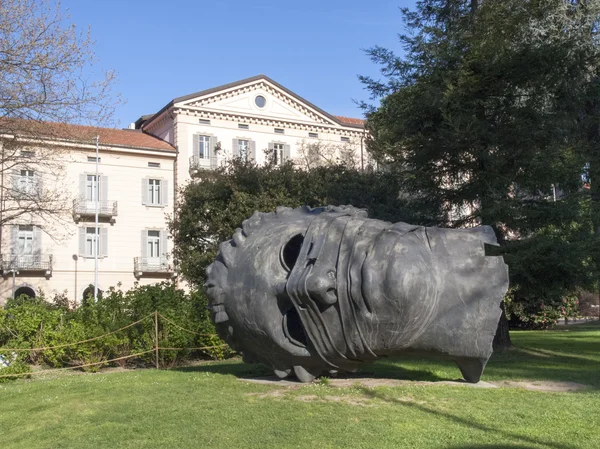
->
361;0;600;344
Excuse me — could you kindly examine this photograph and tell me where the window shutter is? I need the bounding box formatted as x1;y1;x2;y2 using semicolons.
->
100;228;108;257
268;142;274;152
232;139;239;157
160;230;168;257
141;178;148;205
10;225;18;254
12;173;20;198
193;134;199;158
78;228;86;256
162;180;169;206
33;226;42;255
79;174;86;199
35;173;43;196
249;141;256;161
100;176;108;201
210;137;218;168
283;144;291;161
141;230;148;259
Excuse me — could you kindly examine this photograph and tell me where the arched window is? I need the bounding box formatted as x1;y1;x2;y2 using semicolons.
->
14;286;36;299
82;285;103;301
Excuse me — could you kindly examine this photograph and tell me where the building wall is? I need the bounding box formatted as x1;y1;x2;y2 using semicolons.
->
0;146;176;305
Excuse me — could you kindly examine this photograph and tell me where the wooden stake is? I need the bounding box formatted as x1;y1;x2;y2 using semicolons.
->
154;311;159;370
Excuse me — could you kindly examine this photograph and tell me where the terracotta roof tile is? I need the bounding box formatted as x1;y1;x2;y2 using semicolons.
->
0;119;175;152
334;115;365;126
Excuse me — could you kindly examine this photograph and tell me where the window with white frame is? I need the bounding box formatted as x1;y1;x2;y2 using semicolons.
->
147;230;161;258
148;179;162;205
17;225;34;255
19;170;35;194
85;227;99;257
198;135;211;159
86;174;99;201
238;140;249;159
273;143;284;166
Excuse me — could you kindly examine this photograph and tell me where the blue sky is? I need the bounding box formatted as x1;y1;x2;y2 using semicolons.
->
60;0;415;127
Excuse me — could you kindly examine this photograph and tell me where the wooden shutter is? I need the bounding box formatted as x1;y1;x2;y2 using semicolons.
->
141;178;148;205
160;230;168;257
78;228;86;256
192;134;199;158
249;141;256;161
210;137;219;168
10;225;18;254
232;139;239;157
79;174;86;199
141;230;147;258
100;176;108;201
162;180;169;206
33;226;42;255
100;228;108;257
283;144;291;161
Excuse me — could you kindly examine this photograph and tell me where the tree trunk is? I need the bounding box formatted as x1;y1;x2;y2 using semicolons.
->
493;301;512;351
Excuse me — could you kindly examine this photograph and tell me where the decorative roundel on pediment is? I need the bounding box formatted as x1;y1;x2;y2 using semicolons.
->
254;95;266;108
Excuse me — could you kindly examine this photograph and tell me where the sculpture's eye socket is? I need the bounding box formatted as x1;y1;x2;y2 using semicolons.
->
281;234;304;271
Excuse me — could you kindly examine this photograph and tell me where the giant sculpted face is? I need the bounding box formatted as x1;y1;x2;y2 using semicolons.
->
205;206;509;383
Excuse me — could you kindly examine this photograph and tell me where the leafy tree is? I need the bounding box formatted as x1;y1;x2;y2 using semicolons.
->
361;0;600;342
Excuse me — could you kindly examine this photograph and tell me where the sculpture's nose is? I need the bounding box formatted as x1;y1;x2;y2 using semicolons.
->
305;267;338;307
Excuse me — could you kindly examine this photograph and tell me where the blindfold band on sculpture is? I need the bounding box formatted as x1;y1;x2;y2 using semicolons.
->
205;205;509;383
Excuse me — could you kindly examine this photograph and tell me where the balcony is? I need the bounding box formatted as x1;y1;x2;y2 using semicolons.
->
189;155;218;176
1;254;53;279
134;256;175;279
73;199;118;223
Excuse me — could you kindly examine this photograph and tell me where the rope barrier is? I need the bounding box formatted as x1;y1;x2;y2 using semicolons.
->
0;349;155;379
0;311;230;379
156;313;218;337
0;314;154;352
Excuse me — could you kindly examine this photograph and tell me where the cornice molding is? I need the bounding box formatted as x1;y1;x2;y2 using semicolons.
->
173;107;366;138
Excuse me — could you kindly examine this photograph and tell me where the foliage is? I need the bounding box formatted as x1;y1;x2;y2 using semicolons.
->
169;158;411;285
360;0;600;328
0;283;222;375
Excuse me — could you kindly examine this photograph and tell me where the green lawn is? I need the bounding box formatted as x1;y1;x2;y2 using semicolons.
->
1;323;599;449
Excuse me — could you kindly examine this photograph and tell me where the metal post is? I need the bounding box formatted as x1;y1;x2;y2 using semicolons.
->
93;136;99;302
154;311;159;369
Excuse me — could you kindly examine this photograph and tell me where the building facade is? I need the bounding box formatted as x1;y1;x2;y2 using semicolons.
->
0;75;365;304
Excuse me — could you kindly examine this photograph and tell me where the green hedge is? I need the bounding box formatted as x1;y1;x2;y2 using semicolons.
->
0;282;229;380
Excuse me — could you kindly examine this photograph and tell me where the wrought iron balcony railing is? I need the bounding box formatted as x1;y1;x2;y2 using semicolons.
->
133;256;174;278
1;254;53;277
73;199;118;219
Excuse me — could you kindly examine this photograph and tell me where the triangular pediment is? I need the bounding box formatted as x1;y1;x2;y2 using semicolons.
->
174;77;339;127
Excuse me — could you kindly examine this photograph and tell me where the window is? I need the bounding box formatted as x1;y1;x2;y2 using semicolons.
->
341;137;350;143
86;175;99;201
147;230;161;258
18;170;35;194
21;150;35;158
273;143;284;166
17;225;34;255
85;227;99;257
199;119;211;125
274;128;284;134
309;132;318;138
238;140;250;159
238;123;249;129
255;95;266;108
87;156;101;163
148;162;161;168
148;179;161;205
198;135;211;159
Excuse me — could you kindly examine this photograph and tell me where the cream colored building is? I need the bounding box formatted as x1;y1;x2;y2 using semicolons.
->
0;75;365;303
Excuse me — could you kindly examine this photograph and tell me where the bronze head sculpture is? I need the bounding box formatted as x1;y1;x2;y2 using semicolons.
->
205;206;509;383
